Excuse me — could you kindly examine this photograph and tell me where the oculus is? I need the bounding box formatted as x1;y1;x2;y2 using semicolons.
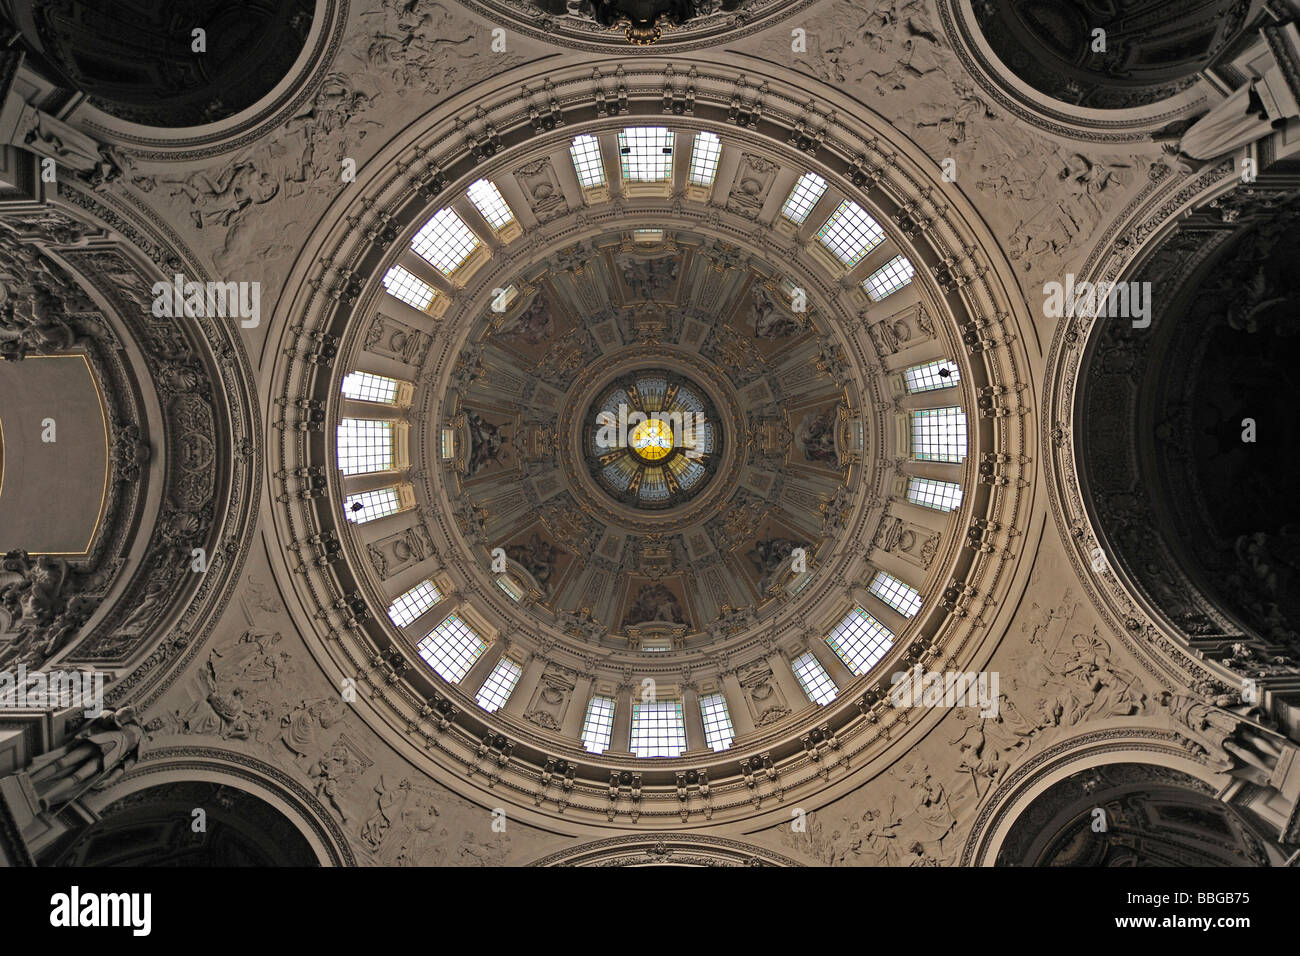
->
583;371;721;509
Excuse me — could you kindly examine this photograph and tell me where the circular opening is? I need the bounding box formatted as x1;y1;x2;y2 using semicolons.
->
582;370;723;511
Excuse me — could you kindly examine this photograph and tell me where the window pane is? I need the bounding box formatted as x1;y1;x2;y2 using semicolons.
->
863;254;915;300
792;651;838;704
619;127;674;182
906;476;964;512
826;606;895;676
411;208;480;275
781;172;828;224
342;371;400;404
869;571;923;618
816;200;885;267
416;613;487;684
699;693;735;751
466;179;515;229
630;699;686;757
382;264;437;311
387;579;442;627
911;406;968;462
904;360;961;394
496;575;524;601
343;487;402;524
475;657;523;712
570;134;606;187
581;695;616;753
687;131;722;186
337;418;394;475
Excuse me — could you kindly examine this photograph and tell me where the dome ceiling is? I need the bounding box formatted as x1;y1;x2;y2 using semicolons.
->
5;0;1300;872
262;62;1038;825
972;0;1253;109
448;232;860;648
11;0;317;127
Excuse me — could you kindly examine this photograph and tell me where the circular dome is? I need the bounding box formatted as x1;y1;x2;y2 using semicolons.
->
971;0;1255;109
12;0;317;127
265;63;1038;827
442;231;864;648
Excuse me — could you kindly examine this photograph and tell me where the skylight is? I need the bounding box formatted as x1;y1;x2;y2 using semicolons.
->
337;418;394;476
382;264;437;311
466;179;515;230
815;200;885;267
475;657;523;712
343;487;402;524
792;651;838;704
869;571;924;618
387;579;442;628
699;693;735;751
906;476;965;512
911;406;968;463
570;134;606;188
904;360;961;394
826;606;895;676
341;371;400;404
619;127;674;182
581;695;616;753
416;613;487;684
687;131;722;186
863;254;915;300
411;208;480;275
630;699;687;758
781;172;828;224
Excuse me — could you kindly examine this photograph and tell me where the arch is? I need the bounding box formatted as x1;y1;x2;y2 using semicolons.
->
962;724;1240;865
1075;195;1300;652
9;0;315;129
67;747;356;866
526;831;802;866
938;0;1259;142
